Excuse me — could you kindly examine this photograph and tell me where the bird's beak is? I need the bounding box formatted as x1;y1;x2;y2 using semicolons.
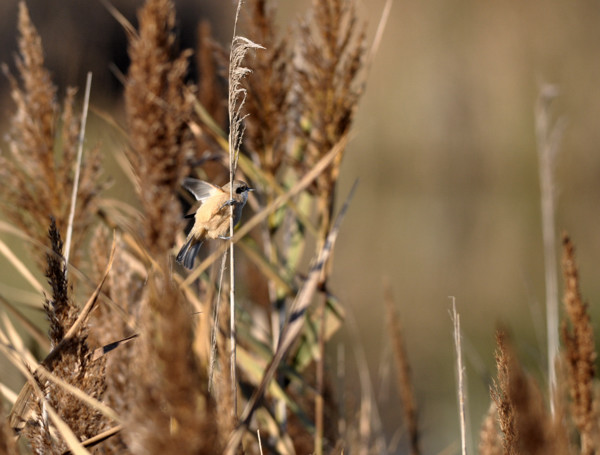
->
248;188;255;192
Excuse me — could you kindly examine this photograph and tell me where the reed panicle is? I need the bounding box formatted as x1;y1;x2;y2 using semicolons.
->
124;0;194;257
125;271;220;454
295;0;366;243
561;233;599;455
0;2;102;270
22;220;107;454
86;226;140;454
43;218;77;348
491;329;561;455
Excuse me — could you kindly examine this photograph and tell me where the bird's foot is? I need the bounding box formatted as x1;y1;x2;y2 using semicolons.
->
219;199;235;211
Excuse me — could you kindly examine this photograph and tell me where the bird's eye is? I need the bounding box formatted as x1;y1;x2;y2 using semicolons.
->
236;186;245;194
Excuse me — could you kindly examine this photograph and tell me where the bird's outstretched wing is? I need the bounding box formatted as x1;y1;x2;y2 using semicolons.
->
182;178;221;202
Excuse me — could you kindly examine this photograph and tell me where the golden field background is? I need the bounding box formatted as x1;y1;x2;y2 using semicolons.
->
1;0;600;453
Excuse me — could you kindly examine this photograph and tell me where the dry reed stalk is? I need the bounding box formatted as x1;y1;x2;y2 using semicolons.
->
208;253;229;393
535;85;565;414
450;297;467;455
64;71;93;267
210;276;235;439
1;3;102;270
238;0;296;438
561;233;599;455
384;284;420;455
227;0;264;419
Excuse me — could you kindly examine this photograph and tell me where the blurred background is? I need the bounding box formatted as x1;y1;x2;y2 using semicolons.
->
2;0;600;453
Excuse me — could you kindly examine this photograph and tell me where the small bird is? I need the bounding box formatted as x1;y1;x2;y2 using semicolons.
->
176;178;253;269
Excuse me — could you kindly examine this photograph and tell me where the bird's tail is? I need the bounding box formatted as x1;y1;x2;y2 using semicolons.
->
176;237;203;270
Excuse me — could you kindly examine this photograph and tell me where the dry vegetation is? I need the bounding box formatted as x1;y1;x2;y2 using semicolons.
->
0;0;599;454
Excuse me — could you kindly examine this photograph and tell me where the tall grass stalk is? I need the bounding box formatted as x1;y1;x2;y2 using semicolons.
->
226;0;264;417
451;297;468;455
535;85;565;415
64;71;93;269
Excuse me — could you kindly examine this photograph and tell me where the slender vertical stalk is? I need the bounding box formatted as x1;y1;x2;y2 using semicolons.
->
64;71;92;270
208;252;228;393
229;182;237;417
535;85;564;415
227;0;243;419
450;297;468;455
227;0;262;419
315;297;326;455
